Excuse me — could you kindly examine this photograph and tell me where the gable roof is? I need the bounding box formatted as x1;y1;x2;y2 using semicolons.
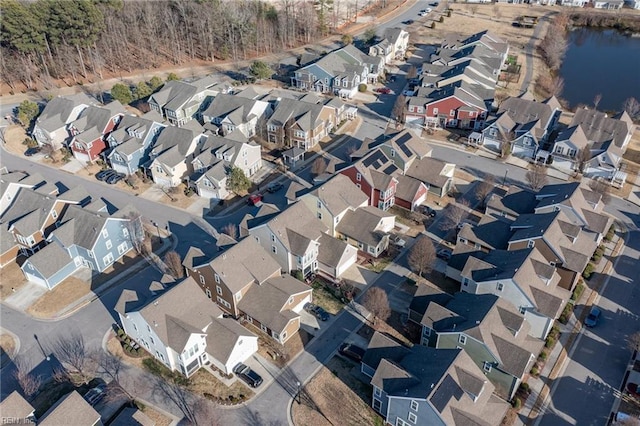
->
350;148;399;190
39;391;100;426
0;391;34;420
336;206;392;247
205;317;257;366
109;407;155;426
571;107;633;149
304;174;369;216
317;233;356;269
486;185;537;217
202;93;265;124
363;331;411;371
496;96;557;139
405;157;452;188
259;202;328;256
35;93;95;132
458;215;513;250
24;242;72;279
69;101;126;143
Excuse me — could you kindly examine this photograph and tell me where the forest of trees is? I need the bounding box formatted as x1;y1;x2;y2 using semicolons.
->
0;0;352;92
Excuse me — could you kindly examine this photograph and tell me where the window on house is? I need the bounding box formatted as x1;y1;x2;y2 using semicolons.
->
216;285;222;295
102;229;108;238
150;336;155;345
423;327;431;337
215;274;220;283
255;236;260;243
433;108;439;115
408;413;417;424
122;228;129;238
489;128;497;137
132;323;137;331
271;233;275;242
103;253;114;267
458;335;467;345
390;149;395;157
317;212;322;220
483;362;492;373
356;173;361;182
374;387;382;397
199;274;205;285
272;245;277;254
105;240;112;250
117;242;128;255
206;288;211;298
51;210;58;219
520;307;527;315
497;282;504;292
147;325;151;332
528;240;535;248
450;110;455;117
236;293;242;301
356;183;361;189
410;400;419;411
261;324;268;332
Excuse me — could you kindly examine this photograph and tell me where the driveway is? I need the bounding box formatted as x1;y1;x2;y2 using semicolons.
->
536;232;640;426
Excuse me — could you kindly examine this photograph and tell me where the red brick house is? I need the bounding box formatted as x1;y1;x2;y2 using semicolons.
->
69;101;126;163
406;85;488;130
339;149;398;211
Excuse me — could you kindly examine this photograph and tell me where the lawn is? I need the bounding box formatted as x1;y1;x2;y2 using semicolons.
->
26;276;92;318
140;404;173;426
311;282;346;315
0;261;27;300
292;356;381;426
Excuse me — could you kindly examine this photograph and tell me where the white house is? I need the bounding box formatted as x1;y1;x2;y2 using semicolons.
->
149;121;205;188
32;93;95;148
201;91;272;138
115;276;258;376
368;28;410;64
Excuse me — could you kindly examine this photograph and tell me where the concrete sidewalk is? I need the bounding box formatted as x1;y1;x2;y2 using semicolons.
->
516;233;625;425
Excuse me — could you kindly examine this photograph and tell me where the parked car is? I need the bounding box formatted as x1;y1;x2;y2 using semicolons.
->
247;193;263;205
375;87;392;94
402;89;415;96
436;248;452;261
421;206;437;217
391;235;406;248
339;343;366;363
388;75;397;83
83;384;107;406
96;169;117;181
402;19;414;25
266;182;283;193
233;363;263;388
304;303;329;321
584;307;601;327
430;1;439;5
106;172;125;185
24;146;41;157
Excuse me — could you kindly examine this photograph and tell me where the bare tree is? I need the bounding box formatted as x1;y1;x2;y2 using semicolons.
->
526;165;548;191
12;356;42;400
623;97;640;121
392;94;407;124
164;250;184;279
408;235;436;278
550;76;565;97
94;351;136;403
124;212;146;255
494;91;508;108
588;179;612;205
440;199;470;232
628;331;640;354
311;157;327;176
539;18;568;71
363;287;391;328
221;223;237;240
498;128;514;158
593;93;602;109
153;377;220;426
474;175;496;206
576;147;591;173
50;332;96;385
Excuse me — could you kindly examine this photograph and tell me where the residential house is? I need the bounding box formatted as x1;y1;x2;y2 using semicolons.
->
201;91;272;138
407;83;489;130
405;157;456;198
32;93;95;148
247;202;328;276
508;211;599;290
378;130;433;173
0;391;36;424
368;27;410;64
481;96;561;159
116;276;258;376
420;59;499;91
625;0;640;8
148;121;205;187
68;101;126;163
297;174;369;236
0;171;46;217
552;108;634;179
409;288;542;399
266;97;340;151
439;31;510;62
109;407;155;426
559;0;589;6
292;44;384;98
363;331;509;426
316;233;358;279
147;76;231;126
593;0;623;7
394;175;429;211
485;185;537;221
456;214;514;253
190;132;262;200
106;111;167;175
21;202;137;289
340;149;399;210
459;247;569;339
39;391;102;426
336;206;394;258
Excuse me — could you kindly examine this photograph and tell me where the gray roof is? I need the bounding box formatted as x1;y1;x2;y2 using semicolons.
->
458;215;513;250
336;206;392;247
69;101;126;143
109;407;155;426
496;96;557;139
571;107;633;149
351;148;399;190
24;242;72;279
554;125;590;151
394;175;426;204
39;391;100;426
237;275;310;334
35;93;94;133
206;317;256;366
202;93;263;124
317;233;353;268
199;237;281;294
0;391;34;420
363;331;411;371
268;98;327;132
125;277;224;352
3;187;57;236
50;205;114;250
298;44;383;81
150;76;226;113
305;174;368;216
152;124;203;168
405;157;452;188
261;202;328;256
486;185;537;217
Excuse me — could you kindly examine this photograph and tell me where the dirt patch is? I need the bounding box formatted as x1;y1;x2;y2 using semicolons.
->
3;125;29;154
0;334;16;355
0;261;27;300
188;369;252;402
108;336;147;370
26;276;92;318
358;310;418;347
140;405;173;426
292;356;381;426
311;281;347;315
250;324;311;368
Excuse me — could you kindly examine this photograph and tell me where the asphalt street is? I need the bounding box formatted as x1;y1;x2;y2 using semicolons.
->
536;232;640;426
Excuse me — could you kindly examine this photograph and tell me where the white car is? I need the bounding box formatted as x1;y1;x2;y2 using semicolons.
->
419;11;428;16
402;90;415;96
391;235;406;248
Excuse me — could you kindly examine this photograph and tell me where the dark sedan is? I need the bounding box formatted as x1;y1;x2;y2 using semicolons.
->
96;169;116;181
24;146;41;157
339;343;366;362
233;363;263;388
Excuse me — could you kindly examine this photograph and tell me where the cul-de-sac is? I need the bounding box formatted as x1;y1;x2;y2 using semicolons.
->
0;1;639;425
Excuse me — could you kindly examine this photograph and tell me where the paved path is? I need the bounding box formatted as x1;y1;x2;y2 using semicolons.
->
520;14;552;94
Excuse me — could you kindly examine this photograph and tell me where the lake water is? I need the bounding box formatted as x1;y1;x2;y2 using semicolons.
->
559;28;640;112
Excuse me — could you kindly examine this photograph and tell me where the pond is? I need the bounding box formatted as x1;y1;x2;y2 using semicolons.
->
559;27;640;112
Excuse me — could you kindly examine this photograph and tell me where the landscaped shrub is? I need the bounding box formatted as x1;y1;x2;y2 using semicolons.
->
292;270;304;282
512;397;522;409
571;282;584;302
545;336;556;349
439;16;444;23
582;262;595;279
605;224;615;241
538;351;547;361
530;366;539;376
431;22;436;29
520;382;530;394
559;303;573;324
358;83;367;92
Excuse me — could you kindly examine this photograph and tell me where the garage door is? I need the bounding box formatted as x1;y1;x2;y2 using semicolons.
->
23;271;48;288
292;294;312;313
412;193;427;211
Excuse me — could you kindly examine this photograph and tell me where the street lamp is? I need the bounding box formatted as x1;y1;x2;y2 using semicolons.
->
153;222;161;238
502;170;509;187
296;381;301;404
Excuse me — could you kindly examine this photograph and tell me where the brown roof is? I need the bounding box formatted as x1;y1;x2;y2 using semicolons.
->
306;174;369;215
394;175;427;204
0;391;34;420
39;391;100;426
405;157;453;188
206;317;257;365
335;206;392;247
